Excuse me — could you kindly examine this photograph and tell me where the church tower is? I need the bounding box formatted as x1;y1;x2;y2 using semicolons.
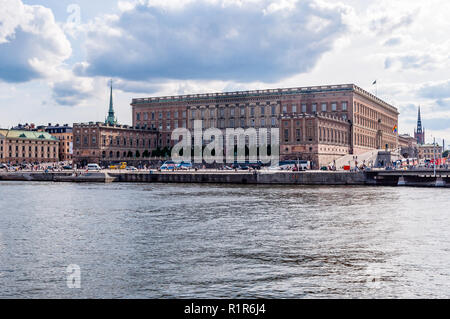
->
105;80;117;126
414;106;425;144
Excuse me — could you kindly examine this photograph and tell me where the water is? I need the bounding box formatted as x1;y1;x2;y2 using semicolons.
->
0;181;449;299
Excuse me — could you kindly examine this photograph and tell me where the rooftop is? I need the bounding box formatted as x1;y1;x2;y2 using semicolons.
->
0;129;58;141
131;83;398;113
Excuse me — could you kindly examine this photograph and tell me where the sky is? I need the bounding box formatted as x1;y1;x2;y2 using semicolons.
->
1;0;449;147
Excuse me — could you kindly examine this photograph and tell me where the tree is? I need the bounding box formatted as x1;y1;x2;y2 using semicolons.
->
443;150;449;158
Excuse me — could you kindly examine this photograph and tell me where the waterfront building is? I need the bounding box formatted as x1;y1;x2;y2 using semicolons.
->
73;83;158;167
418;144;443;161
45;124;73;162
0;129;59;164
414;106;425;145
131;84;399;167
399;134;418;158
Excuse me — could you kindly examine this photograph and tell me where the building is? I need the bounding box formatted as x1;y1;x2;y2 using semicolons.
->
418;144;443;161
131;84;399;167
45;124;73;162
73;83;158;167
280;113;351;167
414;106;425;145
0;129;59;164
399;134;418;158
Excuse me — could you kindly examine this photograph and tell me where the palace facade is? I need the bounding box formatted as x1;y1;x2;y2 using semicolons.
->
72;122;158;167
72;82;159;167
131;84;399;168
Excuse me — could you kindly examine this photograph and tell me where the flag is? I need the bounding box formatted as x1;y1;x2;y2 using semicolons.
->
372;80;377;85
392;125;398;133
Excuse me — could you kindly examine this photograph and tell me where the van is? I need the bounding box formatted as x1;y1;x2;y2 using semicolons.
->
87;163;101;171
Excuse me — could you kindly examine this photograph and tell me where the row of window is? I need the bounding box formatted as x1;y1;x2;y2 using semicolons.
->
282;102;348;114
136;111;187;121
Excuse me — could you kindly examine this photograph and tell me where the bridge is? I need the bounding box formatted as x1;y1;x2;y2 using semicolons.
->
365;169;450;187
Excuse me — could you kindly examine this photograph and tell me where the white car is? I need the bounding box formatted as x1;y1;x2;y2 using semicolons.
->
87;163;102;171
126;166;138;171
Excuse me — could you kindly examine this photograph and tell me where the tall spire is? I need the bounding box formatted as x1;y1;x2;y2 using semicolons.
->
415;105;425;144
417;106;423;133
105;79;117;125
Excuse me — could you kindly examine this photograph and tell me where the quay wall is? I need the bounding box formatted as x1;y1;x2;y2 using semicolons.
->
1;170;449;187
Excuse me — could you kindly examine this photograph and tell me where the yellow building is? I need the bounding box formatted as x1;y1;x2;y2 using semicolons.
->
0;129;59;164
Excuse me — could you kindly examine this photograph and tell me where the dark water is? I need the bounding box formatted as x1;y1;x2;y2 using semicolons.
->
0;182;449;299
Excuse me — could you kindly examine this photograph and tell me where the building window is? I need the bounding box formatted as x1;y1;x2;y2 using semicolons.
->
284;129;289;142
282;105;287;114
332;103;337;111
322;103;327;112
292;105;297;113
312;104;317;112
342;102;348;111
301;104;306;113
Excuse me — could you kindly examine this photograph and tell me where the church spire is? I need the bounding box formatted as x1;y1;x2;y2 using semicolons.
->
415;105;425;144
417;106;423;132
105;79;117;125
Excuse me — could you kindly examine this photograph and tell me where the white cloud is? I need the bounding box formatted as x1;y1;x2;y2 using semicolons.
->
0;0;72;82
76;0;351;82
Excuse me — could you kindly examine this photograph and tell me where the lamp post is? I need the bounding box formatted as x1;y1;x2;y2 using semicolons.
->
433;137;436;177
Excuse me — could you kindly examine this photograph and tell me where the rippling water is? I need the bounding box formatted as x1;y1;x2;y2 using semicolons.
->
0;181;449;298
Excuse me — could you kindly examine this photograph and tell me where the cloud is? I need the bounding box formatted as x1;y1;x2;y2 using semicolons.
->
76;0;350;83
419;80;450;99
51;77;95;106
384;54;435;70
0;0;72;83
113;79;161;94
369;13;414;35
383;37;401;46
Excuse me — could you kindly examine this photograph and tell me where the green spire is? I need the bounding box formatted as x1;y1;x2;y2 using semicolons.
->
105;79;117;125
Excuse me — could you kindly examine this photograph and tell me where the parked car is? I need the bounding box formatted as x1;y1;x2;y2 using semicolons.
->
87;163;102;171
126;166;138;171
160;161;176;170
176;162;192;170
62;165;73;170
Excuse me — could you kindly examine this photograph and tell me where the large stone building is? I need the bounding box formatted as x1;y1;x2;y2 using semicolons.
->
418;144;443;161
0;129;59;164
45;124;73;162
131;84;399;167
399;134;418;158
73;83;158;167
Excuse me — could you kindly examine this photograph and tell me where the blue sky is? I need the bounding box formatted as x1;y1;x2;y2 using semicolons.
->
1;0;450;146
